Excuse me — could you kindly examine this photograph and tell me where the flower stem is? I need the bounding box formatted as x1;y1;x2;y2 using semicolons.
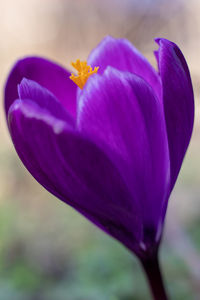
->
140;254;169;300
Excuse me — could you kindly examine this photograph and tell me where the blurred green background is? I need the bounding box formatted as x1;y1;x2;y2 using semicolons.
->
0;0;200;299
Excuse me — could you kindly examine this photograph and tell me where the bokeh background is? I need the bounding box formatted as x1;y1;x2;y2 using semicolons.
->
0;0;200;299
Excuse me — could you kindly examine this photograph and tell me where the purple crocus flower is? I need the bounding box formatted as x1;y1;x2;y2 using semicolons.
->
4;36;194;299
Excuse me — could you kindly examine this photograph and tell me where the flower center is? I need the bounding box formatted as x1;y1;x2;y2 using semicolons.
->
69;59;99;89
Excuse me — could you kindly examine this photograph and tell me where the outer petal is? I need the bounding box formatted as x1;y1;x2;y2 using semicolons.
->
8;99;142;254
18;78;74;126
87;36;161;99
78;67;170;242
5;57;77;119
156;38;194;191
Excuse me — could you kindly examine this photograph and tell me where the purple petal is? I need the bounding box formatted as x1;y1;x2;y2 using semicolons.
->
5;57;77;119
78;67;170;238
18;78;74;126
156;38;194;191
87;36;161;99
8;99;142;253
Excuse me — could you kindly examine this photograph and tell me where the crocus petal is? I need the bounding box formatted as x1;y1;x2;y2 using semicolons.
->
78;67;170;240
8;99;142;253
5;57;77;119
156;38;194;191
18;78;74;126
87;36;161;99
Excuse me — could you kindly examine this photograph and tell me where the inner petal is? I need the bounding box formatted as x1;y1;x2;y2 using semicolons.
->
5;56;77;120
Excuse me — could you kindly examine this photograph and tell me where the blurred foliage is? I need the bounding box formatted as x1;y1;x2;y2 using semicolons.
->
0;200;198;300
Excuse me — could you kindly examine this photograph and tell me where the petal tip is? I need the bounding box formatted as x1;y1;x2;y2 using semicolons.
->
154;37;161;44
155;37;177;49
154;38;168;47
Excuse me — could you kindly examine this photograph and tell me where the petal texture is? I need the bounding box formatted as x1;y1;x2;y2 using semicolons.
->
5;57;77;119
156;38;194;191
78;67;170;240
8;98;142;253
87;36;161;99
18;78;74;126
